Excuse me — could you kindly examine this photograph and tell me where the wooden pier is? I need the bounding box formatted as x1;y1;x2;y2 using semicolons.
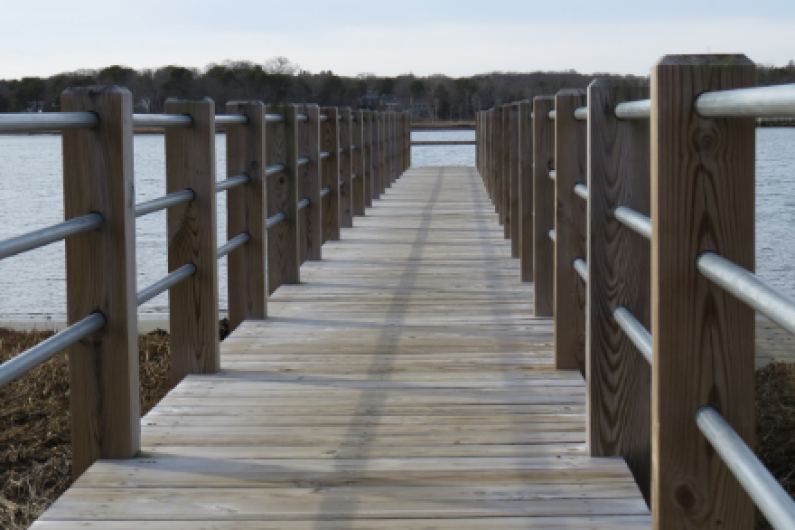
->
32;167;650;528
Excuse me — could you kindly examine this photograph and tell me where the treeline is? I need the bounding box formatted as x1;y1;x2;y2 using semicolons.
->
1;58;793;120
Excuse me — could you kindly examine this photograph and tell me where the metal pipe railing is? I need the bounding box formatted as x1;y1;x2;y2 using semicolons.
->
217;232;250;259
297;157;310;166
573;258;588;283
320;186;331;198
549;229;556;242
266;212;286;229
216;174;250;192
549;170;556;180
0;112;99;133
697;251;795;336
319;114;329;122
351;173;358;180
137;264;196;306
613;307;652;363
215;115;248;127
0;312;105;388
696;84;795;118
296;114;308;122
696;406;795;529
135;190;195;217
339;147;344;153
297;198;310;210
320;151;330;159
614;206;652;240
132;114;192;129
615;100;651;120
266;164;285;176
574;183;588;200
352;144;357;150
574;107;588;121
265;114;283;123
548;110;556;120
0;213;103;261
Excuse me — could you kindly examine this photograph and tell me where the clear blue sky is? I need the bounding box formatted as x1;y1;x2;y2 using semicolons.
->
2;0;794;79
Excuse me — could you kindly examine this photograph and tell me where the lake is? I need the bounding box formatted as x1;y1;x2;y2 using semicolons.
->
0;128;792;322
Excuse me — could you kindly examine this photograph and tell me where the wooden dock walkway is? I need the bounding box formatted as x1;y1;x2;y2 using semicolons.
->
34;166;650;529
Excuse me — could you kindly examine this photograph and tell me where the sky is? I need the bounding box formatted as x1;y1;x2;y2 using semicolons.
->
2;0;794;79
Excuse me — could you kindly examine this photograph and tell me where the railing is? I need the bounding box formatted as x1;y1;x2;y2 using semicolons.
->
0;87;410;479
477;55;795;529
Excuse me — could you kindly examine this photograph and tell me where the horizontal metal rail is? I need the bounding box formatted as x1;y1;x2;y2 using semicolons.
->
297;157;310;166
215;115;248;127
339;179;345;187
614;206;652;240
0;213;103;260
265;114;284;123
0;312;105;388
352;144;357;150
615;100;651;120
574;107;588;121
549;170;556;180
265;164;285;176
319;151;330;159
319;114;329;122
548;110;557;120
339;147;344;153
216;174;250;192
697;251;795;336
573;258;588;283
351;173;358;180
696;84;795;118
574;183;588;201
696;406;795;529
133;114;192;129
135;190;195;217
266;212;286;229
320;186;331;198
297;198;310;210
137;264;196;306
549;229;556;242
0;112;99;133
296;114;308;122
217;232;250;259
613;307;652;363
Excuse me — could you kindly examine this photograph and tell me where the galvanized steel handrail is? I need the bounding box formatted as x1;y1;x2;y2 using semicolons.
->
265;113;284;123
132;114;192;129
297;198;310;210
0;112;99;133
215;115;249;126
297;157;310;166
217;232;250;259
573;258;588;283
548;110;557;120
696;84;795;118
574;183;588;200
613;307;652;364
320;186;331;198
0;213;103;261
339;179;344;187
0;312;105;388
266;164;285;176
549;170;556;180
296;114;309;122
135;190;195;217
216;174;250;192
319;151;330;159
266;212;286;229
614;206;652;240
351;173;358;180
137;264;196;306
615;100;651;120
574;107;588;121
319;114;329;122
549;229;556;242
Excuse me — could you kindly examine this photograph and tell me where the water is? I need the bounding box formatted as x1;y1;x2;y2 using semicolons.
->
0;128;793;320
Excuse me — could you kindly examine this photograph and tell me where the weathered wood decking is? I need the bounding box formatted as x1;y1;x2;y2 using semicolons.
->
34;166;650;528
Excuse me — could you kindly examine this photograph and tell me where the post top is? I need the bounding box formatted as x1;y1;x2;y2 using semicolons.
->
655;54;753;66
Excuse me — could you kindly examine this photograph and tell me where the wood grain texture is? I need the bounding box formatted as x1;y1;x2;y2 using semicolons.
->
533;96;556;317
338;108;353;228
61;86;140;478
265;103;299;293
37;166;649;529
320;107;341;243
585;81;651;502
225;101;266;330
379;112;388;194
519;101;534;282
494;107;504;222
372;112;382;199
363;110;374;207
651;54;756;530
509;104;520;257
351;110;366;216
554;90;588;371
164;98;220;384
502;104;511;240
297;104;322;262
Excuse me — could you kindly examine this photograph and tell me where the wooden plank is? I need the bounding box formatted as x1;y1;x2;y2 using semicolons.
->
533;96;556;316
502;104;511;240
351;110;366;215
586;80;652;501
297;104;322;261
61;86;139;478
164;98;219;382
651;55;756;529
320;106;340;242
553;89;588;371
225;100;266;329
519;100;533;282
363;109;374;207
338;107;353;228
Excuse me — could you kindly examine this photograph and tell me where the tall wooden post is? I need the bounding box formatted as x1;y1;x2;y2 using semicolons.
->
586;79;651;501
61;86;139;478
320;107;341;243
226;100;266;330
502;104;511;240
372;111;381;200
518;101;533;283
533;96;555;317
338;108;353;228
651;54;756;529
297;104;321;262
363;110;374;207
379;112;388;195
554;89;588;371
352;110;366;215
164;98;219;383
509;103;520;258
266;103;300;293
494;106;503;219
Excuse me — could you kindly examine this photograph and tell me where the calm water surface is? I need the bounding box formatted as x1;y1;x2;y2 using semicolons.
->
0;128;792;320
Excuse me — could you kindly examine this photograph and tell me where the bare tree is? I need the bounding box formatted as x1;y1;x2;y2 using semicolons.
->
264;57;299;75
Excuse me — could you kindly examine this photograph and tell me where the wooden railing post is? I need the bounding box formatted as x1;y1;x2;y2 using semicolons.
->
338;108;353;228
502;104;511;240
297;104;322;262
585;79;651;501
363;110;374;207
379;112;387;195
372;111;382;199
509;103;520;258
320;107;341;242
403;112;410;172
532;96;555;317
226;100;267;330
61;86;139;478
494;106;503;219
553;89;588;371
651;54;756;529
352;110;366;216
165;98;219;383
266;103;300;293
518;101;533;282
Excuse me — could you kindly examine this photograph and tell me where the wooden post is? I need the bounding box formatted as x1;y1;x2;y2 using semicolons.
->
164;98;219;383
494;106;503;219
338;108;353;228
352;110;366;216
226;100;266;331
651;54;756;529
404;112;410;172
296;104;322;262
266;103;300;294
363;110;374;207
518;101;533;283
320;107;341;243
509;103;520;258
586;79;652;501
554;89;588;371
502;104;511;240
379;112;388;195
533;96;555;317
372;111;381;200
61;86;139;478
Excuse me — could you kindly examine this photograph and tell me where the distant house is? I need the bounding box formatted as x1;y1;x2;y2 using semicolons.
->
407;98;431;118
360;90;401;110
